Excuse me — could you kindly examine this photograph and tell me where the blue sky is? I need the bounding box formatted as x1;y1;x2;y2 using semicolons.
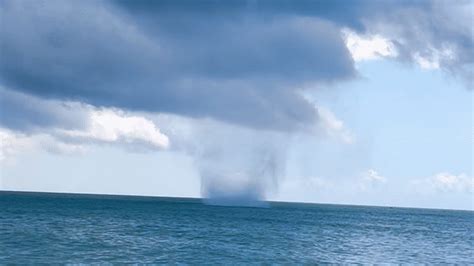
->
0;0;472;210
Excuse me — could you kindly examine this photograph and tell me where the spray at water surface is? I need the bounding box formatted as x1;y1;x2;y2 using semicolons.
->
196;122;288;206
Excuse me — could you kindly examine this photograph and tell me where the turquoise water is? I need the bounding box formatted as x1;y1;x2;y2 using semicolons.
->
1;191;472;264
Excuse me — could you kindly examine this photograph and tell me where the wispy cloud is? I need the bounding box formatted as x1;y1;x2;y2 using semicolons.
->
317;106;355;144
413;172;473;194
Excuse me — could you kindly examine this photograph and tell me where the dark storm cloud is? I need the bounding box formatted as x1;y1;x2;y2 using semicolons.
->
0;0;472;133
0;0;356;131
379;0;474;85
113;0;432;31
0;88;89;132
115;0;473;85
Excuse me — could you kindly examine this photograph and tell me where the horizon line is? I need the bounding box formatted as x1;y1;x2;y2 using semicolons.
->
1;189;472;212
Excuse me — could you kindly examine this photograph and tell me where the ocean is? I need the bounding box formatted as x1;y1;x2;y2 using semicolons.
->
1;191;472;264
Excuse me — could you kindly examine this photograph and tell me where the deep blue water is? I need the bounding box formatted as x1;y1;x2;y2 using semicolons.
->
1;191;473;264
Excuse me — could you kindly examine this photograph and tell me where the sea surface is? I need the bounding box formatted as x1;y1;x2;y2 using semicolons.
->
1;191;473;264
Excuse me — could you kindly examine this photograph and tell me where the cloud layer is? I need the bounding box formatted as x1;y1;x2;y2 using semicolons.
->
0;0;355;132
2;0;471;137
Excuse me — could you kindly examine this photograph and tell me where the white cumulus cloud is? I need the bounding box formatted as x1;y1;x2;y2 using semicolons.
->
357;169;387;191
60;109;169;150
0;107;170;163
343;29;398;62
0;128;86;164
0;129;34;162
430;172;473;193
362;169;387;183
410;172;473;195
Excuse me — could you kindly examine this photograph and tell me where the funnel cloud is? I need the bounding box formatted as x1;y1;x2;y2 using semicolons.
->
162;118;288;205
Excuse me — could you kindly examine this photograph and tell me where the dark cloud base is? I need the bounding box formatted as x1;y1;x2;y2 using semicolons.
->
0;0;471;133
